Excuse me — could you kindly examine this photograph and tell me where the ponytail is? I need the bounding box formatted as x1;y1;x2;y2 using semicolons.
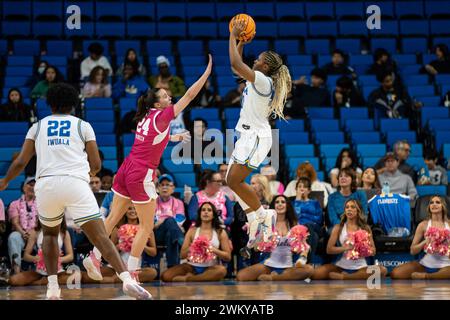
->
133;88;160;122
263;51;292;120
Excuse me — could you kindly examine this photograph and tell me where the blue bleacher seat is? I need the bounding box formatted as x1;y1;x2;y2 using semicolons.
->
401;38;427;54
0;40;7;55
85;110;114;122
190;108;219;121
0;122;29;135
157;2;185;21
436;75;450;86
96;22;125;39
114;40;140;58
310;119;340;132
102;160;118;172
420;97;441;107
3;1;31;19
14;40;40;56
308;21;338;37
285;145;314;157
433;37;450;50
368;1;395;18
188;22;218;38
208;40;228;56
275;119;304;132
279;132;309;144
339;107;368;124
126;1;154;21
278;22;308;38
46;40;73;57
304;39;330;55
356;144;386;158
99;146;117;160
400;65;421;76
393;54;417;65
244;40;269;57
315;132;345;144
4;77;29;87
369;20;398;37
370;38;397;53
128;22;156;38
84;98;113;110
0;190;23;206
403;75;429;86
33;21;63;37
416;185;447;197
6;66;33;77
254;22;278;38
178;40;203;56
435;131;450;150
288;55;313;65
359;75;378;87
305;2;334;20
65;22;94;38
407;157;426;171
174;173;196;187
428;119;450;133
0;135;26;148
363;157;381;168
344;120;375;132
289;157;320;173
399;20;429;36
336;1;364;19
0;148;21;161
319;144;349;159
186;2;215;21
351;132;381;144
96;1;124;21
91;122;114;134
379;119;410;134
408;85;435;97
224;109;241;121
119;98;137;111
276;2;305;21
336;39;362;54
8;175;26;190
96;134;116;146
430;20;450;35
307;107;334;119
339;21;368;37
157;22;187;38
386;131;417;148
215;2;245;21
43;56;67;67
290;66;314;78
274;40;300;55
443;144;450;157
2;21;31;37
395;1;424;18
350;55;372;66
162;159;194;173
425;1;450;18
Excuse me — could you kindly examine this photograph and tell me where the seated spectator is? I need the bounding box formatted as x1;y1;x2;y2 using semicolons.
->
367;48;399;81
260;165;285;195
7;177;38;274
101;174;113;191
375;140;417;183
424;44;450;76
327;168;368;228
100;190;114;218
236;195;314;281
97;150;114;178
161;202;231;282
321;49;356;78
390;195;450;280
188;118;217;164
188;170;234;228
81;66;111;98
358;167;381;200
155;174;185;268
112;63;149;100
329;148;363;188
116;48;146;77
292;177;323;257
442;90;450;107
89;175;102;193
0;198;5;253
417;151;448;186
189;79;221;108
30;66;62;100
218;164;236;202
378;152;418;199
7;219;74;286
80;42;113;80
222;80;245;108
0;88;35;123
285;162;334;207
312;199;386;280
333;76;365;109
28;60;48;88
287;68;331;119
367;70;414;119
148;56;186;100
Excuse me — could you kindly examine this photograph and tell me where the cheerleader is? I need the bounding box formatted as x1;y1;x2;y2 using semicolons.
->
236;195;314;281
161;202;231;282
312;199;387;280
391;196;450;280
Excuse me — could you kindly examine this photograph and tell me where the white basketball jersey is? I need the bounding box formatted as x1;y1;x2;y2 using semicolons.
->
236;71;274;137
26;114;96;183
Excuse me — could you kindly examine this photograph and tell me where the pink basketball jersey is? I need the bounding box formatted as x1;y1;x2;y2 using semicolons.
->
127;105;175;177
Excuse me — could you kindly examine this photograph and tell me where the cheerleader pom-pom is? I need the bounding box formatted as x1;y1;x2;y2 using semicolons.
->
288;225;310;254
424;227;450;256
256;232;280;253
118;224;139;253
35;249;62;273
188;235;216;264
344;229;374;260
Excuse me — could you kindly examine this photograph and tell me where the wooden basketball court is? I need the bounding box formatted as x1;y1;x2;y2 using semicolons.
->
1;280;449;300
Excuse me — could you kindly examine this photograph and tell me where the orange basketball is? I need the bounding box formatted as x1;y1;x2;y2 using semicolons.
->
229;14;256;41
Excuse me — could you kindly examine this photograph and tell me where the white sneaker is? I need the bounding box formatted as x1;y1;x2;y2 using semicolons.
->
123;279;152;300
247;219;260;249
260;209;276;243
46;286;61;300
83;252;103;281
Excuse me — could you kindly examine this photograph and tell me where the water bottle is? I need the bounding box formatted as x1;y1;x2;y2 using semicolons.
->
160;253;168;274
382;181;390;195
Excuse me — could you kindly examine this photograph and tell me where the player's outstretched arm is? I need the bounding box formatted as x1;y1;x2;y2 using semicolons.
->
85;140;102;177
229;19;255;83
0;139;35;190
173;54;213;117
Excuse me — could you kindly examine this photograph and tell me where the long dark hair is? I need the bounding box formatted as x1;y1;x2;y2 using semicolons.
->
334;148;360;171
270;195;298;229
43;65;62;83
339;199;370;233
5;88;29;118
199;169;216;190
88;66;108;85
360;167;381;190
123;48;141;70
47;83;79;114
195;202;223;232
435;44;449;60
134;88;161;122
427;195;449;222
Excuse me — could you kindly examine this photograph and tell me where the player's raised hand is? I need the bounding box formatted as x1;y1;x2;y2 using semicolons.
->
231;19;246;39
0;179;8;191
205;54;213;75
239;32;255;46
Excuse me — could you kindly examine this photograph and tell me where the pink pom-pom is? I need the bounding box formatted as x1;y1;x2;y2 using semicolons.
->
288;225;310;254
35;249;62;274
424;227;450;256
118;224;139;253
255;232;280;253
344;230;374;260
188;235;216;264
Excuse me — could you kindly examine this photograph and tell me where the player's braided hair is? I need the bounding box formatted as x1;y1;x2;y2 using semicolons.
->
46;83;79;114
134;88;161;122
263;51;292;120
